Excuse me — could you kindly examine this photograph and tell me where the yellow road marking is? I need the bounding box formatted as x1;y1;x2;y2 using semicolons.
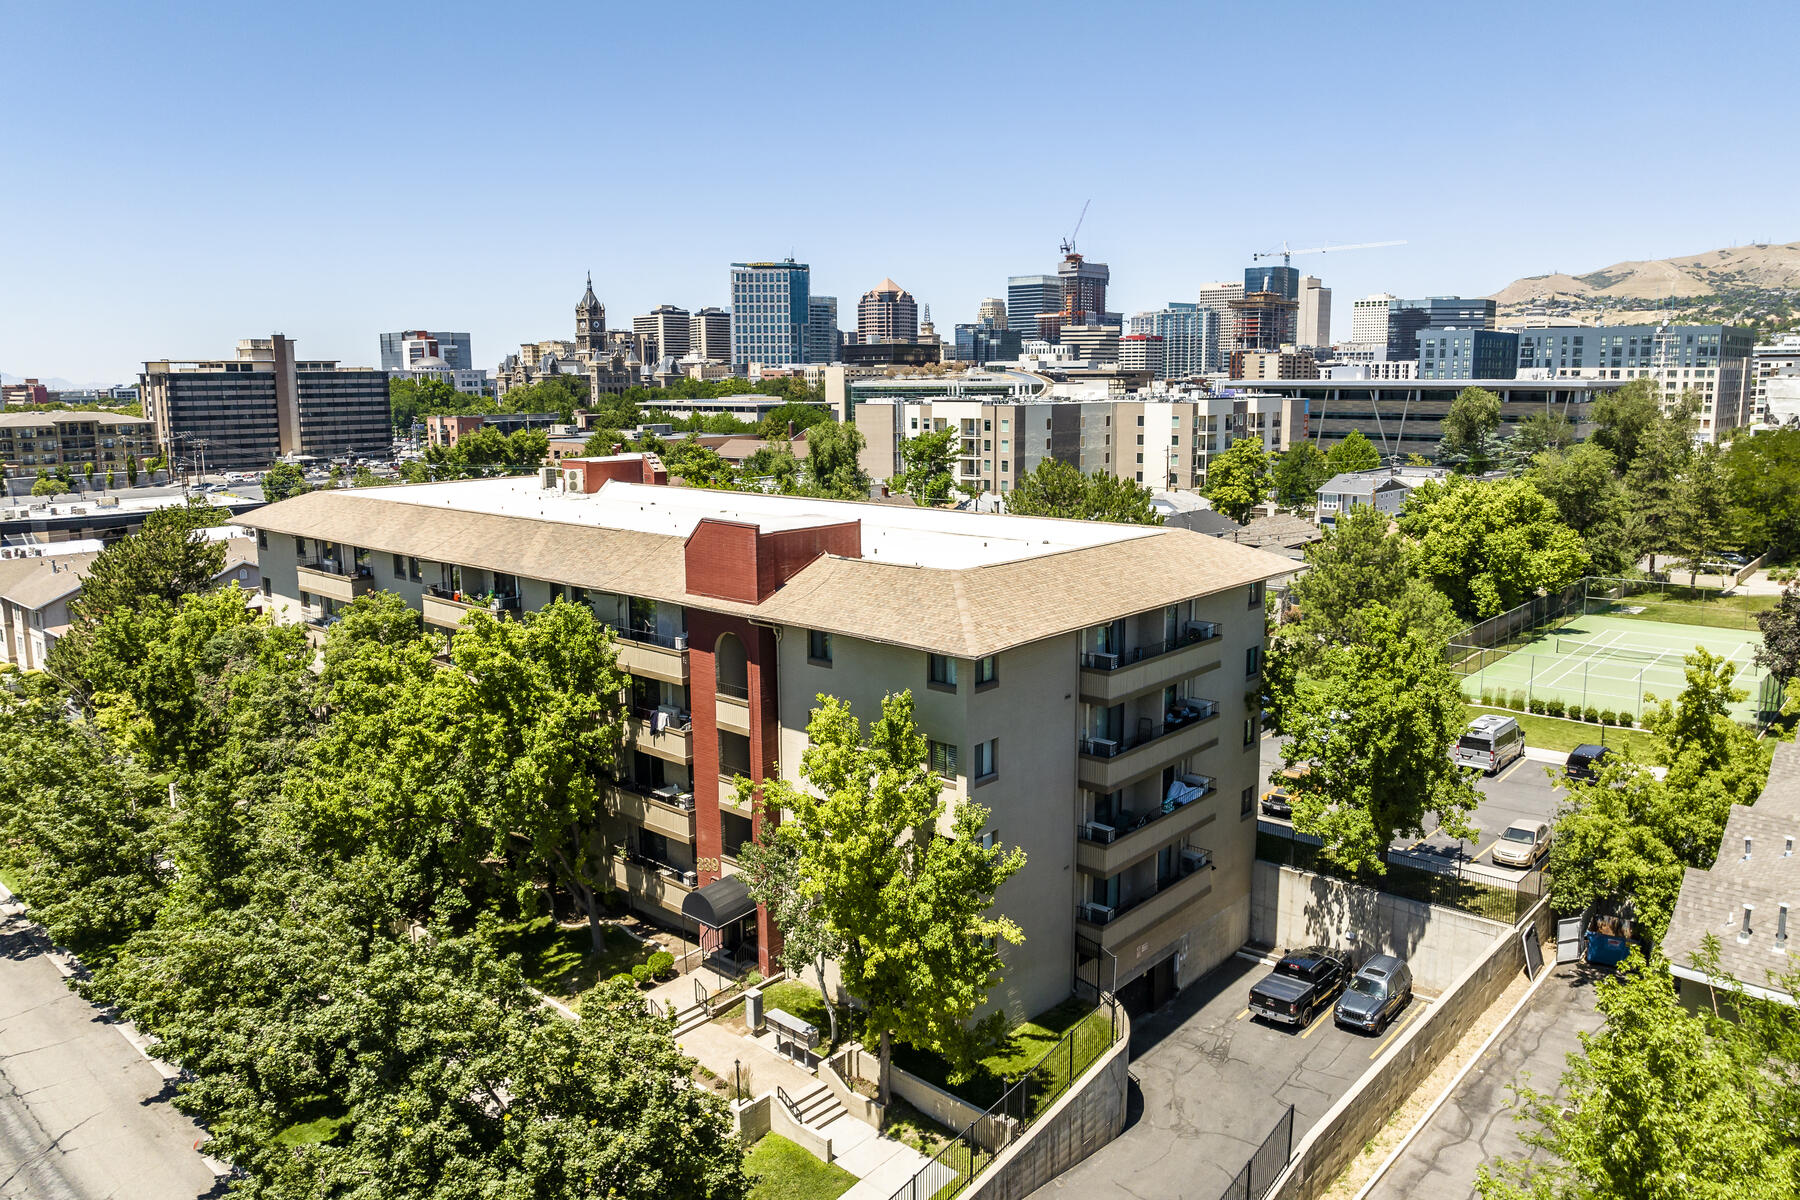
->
1235;1008;1250;1021
1299;1004;1334;1039
1495;758;1525;784
1469;839;1497;865
1370;1004;1425;1059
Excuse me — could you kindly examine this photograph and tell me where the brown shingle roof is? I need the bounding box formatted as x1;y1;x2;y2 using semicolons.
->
242;490;1293;656
0;552;97;610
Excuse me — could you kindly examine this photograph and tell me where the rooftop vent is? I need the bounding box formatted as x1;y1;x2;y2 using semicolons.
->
1780;903;1790;950
1746;836;1755;860
1741;903;1756;943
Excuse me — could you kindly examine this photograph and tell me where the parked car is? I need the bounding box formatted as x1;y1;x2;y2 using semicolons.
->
1452;714;1525;774
1334;954;1413;1034
1248;947;1348;1026
1260;766;1307;819
1564;743;1610;782
1493;820;1552;868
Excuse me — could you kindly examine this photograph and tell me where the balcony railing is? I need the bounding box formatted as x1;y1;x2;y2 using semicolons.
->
716;678;750;701
1075;847;1213;927
299;558;372;579
612;776;696;810
426;583;521;613
633;704;693;733
1081;699;1218;759
604;621;687;651
1078;774;1215;845
1080;621;1220;671
623;847;697;886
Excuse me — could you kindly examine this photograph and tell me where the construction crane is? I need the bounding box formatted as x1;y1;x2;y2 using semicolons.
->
1251;239;1407;267
1060;199;1091;255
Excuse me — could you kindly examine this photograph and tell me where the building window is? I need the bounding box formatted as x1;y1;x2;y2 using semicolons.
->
1246;645;1261;676
808;629;832;664
975;654;998;687
930;740;959;777
392;552;405;576
1244;717;1257;746
1241;786;1254;818
928;654;957;688
1248;580;1265;609
973;739;997;781
257;530;268;550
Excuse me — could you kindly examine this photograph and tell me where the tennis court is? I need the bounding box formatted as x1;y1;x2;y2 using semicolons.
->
1457;612;1770;724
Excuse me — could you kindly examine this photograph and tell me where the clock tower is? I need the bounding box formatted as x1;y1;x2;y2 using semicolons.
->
576;272;604;355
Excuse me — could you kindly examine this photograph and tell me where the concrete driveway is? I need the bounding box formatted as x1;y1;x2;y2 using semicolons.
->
1363;962;1604;1200
1032;955;1430;1200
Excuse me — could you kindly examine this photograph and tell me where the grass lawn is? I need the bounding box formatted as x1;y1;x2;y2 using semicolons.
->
744;1133;857;1200
488;916;654;1000
1612;594;1772;630
0;866;23;899
713;979;850;1053
884;1097;989;1196
1464;705;1656;758
890;999;1116;1113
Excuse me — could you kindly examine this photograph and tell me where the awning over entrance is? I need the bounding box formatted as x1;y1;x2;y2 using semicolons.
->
682;875;756;929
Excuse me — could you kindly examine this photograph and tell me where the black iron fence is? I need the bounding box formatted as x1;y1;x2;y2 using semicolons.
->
885;994;1123;1200
1217;1105;1294;1200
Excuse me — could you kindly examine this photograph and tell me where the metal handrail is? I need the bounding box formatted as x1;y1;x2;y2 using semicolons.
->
776;1085;804;1123
1081;700;1219;759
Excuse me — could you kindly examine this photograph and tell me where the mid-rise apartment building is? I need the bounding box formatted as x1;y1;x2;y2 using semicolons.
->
690;308;732;363
1119;335;1165;378
1417;329;1520;380
1754;333;1800;423
0;411;154;477
858;391;1301;495
1230;349;1318;381
1515;324;1755;439
244;460;1293;1013
141;335;390;471
1127;305;1222;378
634;306;692;362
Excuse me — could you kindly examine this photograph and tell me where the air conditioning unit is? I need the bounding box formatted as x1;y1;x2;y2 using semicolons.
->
1083;822;1117;844
1186;621;1218;641
674;633;689;651
1179;773;1214;793
680;870;698;886
1079;902;1116;925
1088;652;1119;670
651;783;682;803
1084;737;1119;757
1181;847;1211;872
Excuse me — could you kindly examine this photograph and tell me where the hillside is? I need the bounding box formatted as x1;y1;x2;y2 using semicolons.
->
1488;241;1800;330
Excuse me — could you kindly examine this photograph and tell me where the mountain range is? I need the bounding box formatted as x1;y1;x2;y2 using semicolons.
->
1487;241;1800;325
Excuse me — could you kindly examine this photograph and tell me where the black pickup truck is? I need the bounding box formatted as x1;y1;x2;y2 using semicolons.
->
1248;947;1349;1026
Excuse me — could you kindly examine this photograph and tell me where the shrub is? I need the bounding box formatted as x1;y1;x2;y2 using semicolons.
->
1511;691;1528;711
1480;691;1494;708
1598;709;1615;726
1584;705;1600;723
630;962;651;985
647;950;675;980
1546;699;1565;718
1529;697;1546;715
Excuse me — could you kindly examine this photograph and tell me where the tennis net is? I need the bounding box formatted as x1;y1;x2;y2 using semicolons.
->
1555;638;1743;669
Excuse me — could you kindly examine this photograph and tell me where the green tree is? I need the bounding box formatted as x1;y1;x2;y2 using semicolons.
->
105;469;115;488
30;474;60;496
1755;581;1800;684
263;461;312;502
663;434;735;487
82;460;96;484
326;462;343;489
1589;376;1663;470
755;692;1026;1102
352;465;378;487
1398;476;1589;619
582;428;624;456
1324;430;1381;473
1513;410;1577;458
1670;444;1732;582
1278;605;1478;872
389;375;479;430
1280;505;1458;651
754;402;831;440
1271;441;1332;510
1528;442;1634;574
734;819;843;1043
891;426;957;505
1625;395;1697;571
801;421;871;499
1722;428;1800;559
1478;949;1798;1200
1006;459;1162;524
1204;436;1271;523
1439;386;1503;472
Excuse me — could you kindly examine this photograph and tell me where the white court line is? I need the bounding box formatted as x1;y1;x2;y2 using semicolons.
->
1539;627;1624;690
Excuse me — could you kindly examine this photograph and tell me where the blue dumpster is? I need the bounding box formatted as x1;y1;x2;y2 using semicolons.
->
1585;930;1631;965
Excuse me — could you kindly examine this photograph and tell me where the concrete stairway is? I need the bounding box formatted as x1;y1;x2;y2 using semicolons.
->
788;1082;848;1132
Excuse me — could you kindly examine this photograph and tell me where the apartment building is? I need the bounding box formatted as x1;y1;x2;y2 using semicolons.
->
243;457;1293;1013
857;391;1301;495
141;335;390;470
1514;324;1756;440
0;411;155;478
1754;333;1800;423
690;308;732;363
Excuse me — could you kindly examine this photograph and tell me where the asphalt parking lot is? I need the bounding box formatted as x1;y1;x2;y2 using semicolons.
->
1033;954;1431;1200
1259;737;1567;883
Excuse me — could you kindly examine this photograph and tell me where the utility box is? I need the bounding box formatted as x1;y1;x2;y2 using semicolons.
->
744;987;765;1035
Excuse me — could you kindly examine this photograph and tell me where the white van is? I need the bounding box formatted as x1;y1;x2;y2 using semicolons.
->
1452;714;1524;774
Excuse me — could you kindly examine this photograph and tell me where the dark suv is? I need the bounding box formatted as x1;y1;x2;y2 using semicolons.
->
1565;743;1610;782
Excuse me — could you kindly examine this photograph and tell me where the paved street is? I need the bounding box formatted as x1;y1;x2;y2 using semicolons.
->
0;909;217;1200
1364;963;1604;1200
1033;955;1429;1200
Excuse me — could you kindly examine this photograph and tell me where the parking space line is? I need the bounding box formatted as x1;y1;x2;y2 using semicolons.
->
1495;757;1525;784
1469;839;1497;864
1299;1005;1334;1039
1370;1005;1425;1059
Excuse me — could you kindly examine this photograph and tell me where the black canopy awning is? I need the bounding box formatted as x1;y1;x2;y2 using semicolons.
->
682;875;756;929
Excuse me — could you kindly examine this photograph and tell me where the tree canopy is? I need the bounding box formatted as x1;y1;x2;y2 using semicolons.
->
891;427;958;505
1204;436;1271;523
1005;459;1162;524
1324;430;1381;474
1271;441;1332;510
1397;476;1589;620
1439;386;1504;472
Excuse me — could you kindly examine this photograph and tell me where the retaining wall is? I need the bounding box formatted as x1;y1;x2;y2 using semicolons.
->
1265;897;1553;1200
823;1045;884;1129
732;1091;835;1162
958;1005;1133;1200
1251;861;1512;993
889;1063;1014;1152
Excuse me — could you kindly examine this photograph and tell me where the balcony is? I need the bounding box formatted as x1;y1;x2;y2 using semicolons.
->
1074;848;1216;948
629;709;693;763
1078;622;1222;704
1077;777;1217;876
611;855;695;918
608;781;696;844
718;773;757;817
422;584;521;628
1078;700;1220;792
297;560;375;605
611;624;688;685
715;692;751;735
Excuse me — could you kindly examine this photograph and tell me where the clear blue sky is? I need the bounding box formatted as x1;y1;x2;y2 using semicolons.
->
5;0;1797;384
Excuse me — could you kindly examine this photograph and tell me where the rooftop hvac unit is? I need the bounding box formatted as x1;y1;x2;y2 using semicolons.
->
1083;822;1117;844
1079;902;1116;925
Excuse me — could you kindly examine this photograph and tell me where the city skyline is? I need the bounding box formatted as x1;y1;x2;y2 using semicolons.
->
5;0;1798;382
